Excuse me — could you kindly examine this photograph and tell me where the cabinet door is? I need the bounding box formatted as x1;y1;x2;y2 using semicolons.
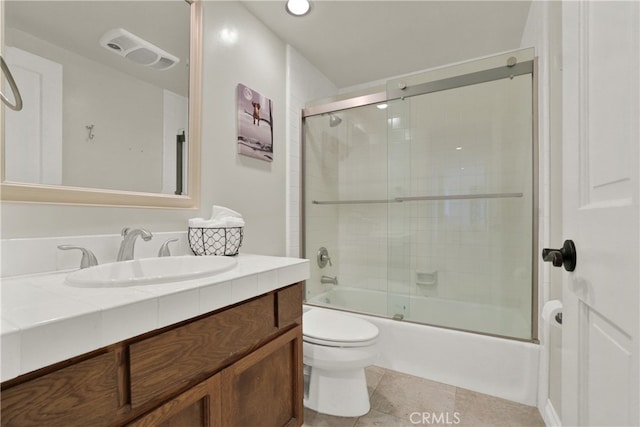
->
127;374;221;427
221;326;303;427
1;351;121;426
129;293;277;409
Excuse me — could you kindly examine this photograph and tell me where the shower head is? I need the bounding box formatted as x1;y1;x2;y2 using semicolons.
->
329;114;342;127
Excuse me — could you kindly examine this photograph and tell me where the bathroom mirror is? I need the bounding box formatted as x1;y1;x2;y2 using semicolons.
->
0;0;202;208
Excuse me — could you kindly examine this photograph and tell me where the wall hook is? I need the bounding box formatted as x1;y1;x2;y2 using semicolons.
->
86;124;95;141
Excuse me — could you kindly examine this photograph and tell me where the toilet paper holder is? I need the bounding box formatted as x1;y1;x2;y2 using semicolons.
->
542;299;563;329
555;312;562;325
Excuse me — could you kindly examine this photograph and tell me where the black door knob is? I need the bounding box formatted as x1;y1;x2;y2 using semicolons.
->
542;240;577;272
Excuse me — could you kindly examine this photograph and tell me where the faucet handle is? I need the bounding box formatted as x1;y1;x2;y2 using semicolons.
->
317;247;332;268
58;245;99;269
158;238;179;257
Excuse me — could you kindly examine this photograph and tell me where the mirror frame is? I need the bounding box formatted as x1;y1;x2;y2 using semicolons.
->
0;0;201;209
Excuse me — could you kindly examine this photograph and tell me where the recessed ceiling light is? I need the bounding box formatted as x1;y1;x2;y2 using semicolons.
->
456;146;463;150
286;0;311;16
376;103;388;110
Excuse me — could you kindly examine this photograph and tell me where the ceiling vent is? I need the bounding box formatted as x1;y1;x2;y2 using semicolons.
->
99;28;180;71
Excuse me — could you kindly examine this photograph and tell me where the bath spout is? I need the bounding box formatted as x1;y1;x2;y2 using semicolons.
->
321;275;338;285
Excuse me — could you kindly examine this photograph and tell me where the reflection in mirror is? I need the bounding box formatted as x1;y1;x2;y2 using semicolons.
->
2;0;200;206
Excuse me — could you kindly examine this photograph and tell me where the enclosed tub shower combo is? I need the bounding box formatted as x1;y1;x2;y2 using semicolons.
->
301;49;539;415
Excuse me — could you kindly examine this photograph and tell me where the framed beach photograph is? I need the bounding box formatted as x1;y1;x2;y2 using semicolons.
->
237;83;273;162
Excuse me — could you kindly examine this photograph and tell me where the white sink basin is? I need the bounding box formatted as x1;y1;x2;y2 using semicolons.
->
65;255;237;287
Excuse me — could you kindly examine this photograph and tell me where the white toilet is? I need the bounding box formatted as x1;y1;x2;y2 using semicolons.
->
302;308;379;417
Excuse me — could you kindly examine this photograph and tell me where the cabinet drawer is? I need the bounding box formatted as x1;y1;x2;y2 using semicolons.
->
127;374;221;427
1;351;120;427
276;283;303;328
129;293;277;409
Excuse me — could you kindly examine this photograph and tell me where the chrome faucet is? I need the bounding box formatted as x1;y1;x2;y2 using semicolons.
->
117;227;153;261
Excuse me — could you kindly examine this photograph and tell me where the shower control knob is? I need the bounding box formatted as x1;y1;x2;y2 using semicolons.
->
542;240;577;272
317;247;332;268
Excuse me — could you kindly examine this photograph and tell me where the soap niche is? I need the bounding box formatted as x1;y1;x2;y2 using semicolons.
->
415;271;438;297
416;271;437;286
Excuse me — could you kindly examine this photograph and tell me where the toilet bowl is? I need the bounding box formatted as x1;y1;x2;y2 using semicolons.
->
303;308;379;417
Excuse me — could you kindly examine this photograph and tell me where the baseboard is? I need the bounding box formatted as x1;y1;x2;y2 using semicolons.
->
543;399;562;427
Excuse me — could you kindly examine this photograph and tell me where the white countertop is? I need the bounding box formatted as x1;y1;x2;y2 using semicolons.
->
0;254;309;382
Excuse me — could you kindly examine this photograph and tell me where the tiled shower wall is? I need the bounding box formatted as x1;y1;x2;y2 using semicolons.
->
336;105;390;293
303;120;340;299
393;75;533;316
304;51;534;326
285;45;337;265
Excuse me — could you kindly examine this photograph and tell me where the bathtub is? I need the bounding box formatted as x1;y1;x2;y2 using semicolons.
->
305;287;539;406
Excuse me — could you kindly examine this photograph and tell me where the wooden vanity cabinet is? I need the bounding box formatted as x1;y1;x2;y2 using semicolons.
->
128;291;280;410
0;349;124;426
220;326;303;427
1;282;303;427
127;374;222;427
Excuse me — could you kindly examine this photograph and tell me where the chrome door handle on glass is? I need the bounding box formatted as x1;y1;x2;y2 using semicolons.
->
542;240;577;272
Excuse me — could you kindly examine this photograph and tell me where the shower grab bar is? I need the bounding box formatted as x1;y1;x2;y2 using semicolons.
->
0;56;23;111
312;192;523;205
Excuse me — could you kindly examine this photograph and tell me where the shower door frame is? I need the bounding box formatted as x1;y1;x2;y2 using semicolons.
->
300;56;539;343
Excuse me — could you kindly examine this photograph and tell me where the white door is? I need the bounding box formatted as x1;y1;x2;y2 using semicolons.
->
4;46;62;185
561;1;639;426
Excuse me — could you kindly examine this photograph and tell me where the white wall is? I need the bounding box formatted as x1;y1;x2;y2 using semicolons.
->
521;0;563;422
199;1;287;256
1;2;295;259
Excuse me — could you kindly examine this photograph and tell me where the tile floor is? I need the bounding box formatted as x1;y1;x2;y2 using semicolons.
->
303;366;545;427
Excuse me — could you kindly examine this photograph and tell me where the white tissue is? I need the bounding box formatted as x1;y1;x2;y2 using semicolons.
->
189;205;245;228
225;218;245;227
211;205;243;221
542;299;563;329
188;217;207;227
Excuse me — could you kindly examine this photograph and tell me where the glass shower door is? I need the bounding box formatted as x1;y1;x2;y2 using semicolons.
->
386;70;534;339
303;103;391;317
386;98;413;320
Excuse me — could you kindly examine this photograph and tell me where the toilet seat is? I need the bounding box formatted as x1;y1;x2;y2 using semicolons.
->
303;309;379;348
304;335;378;347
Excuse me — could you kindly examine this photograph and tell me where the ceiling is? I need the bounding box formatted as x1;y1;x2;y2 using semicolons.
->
242;1;532;88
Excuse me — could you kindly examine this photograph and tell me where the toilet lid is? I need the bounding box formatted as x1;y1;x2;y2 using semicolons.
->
303;309;379;345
